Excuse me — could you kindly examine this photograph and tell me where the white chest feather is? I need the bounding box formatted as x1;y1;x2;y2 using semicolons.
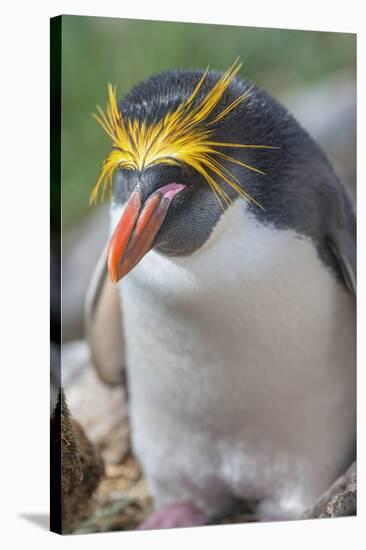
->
111;200;355;520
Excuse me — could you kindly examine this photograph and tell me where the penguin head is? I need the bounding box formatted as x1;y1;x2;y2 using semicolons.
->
92;61;289;282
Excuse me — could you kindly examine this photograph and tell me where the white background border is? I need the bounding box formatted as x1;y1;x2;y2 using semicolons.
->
0;1;364;549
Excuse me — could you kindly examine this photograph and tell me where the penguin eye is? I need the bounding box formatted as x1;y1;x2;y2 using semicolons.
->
181;165;193;180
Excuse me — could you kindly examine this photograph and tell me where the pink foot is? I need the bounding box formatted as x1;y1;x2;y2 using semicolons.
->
138;502;207;530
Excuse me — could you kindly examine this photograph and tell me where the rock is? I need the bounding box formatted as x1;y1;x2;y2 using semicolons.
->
62;340;130;464
303;462;356;519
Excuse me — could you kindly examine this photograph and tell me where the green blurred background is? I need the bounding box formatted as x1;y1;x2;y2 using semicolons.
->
60;15;356;229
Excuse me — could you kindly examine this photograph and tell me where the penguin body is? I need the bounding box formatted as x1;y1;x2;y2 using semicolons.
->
87;62;356;525
110;198;355;520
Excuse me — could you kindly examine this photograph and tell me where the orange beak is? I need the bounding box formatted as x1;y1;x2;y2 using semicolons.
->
107;183;186;283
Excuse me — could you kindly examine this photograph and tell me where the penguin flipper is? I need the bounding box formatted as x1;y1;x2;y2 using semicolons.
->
327;226;356;298
85;245;127;386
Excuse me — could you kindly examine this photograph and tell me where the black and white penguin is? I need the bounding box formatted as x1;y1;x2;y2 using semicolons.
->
86;61;356;528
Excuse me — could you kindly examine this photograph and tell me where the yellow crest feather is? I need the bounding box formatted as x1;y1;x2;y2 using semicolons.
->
91;59;277;208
